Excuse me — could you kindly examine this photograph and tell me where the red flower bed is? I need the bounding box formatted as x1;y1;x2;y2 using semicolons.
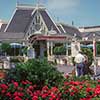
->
0;76;100;100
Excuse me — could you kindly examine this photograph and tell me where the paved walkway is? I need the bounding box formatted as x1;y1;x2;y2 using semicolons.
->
56;64;74;75
56;64;100;78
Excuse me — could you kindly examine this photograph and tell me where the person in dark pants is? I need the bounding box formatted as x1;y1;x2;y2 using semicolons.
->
76;63;85;76
74;51;85;76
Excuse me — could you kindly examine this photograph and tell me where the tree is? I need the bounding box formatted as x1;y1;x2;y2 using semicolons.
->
1;43;11;55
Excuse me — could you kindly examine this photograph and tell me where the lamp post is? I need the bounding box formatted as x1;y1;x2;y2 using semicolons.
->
93;33;96;75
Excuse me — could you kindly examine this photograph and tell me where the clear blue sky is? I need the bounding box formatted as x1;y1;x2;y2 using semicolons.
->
0;0;100;27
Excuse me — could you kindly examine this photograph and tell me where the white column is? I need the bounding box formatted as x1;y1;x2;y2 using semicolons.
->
40;43;44;58
47;41;50;59
27;46;35;59
50;42;53;56
66;43;68;57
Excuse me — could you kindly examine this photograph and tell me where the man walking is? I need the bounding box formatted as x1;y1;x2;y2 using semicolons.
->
74;51;85;76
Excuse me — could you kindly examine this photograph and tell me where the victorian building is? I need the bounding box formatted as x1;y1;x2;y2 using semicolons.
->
0;4;82;64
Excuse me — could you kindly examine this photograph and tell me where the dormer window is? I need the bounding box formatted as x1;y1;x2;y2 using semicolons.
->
35;15;40;24
35;16;38;23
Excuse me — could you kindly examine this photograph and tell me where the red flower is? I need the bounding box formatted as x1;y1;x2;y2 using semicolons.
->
98;80;100;83
18;87;23;91
79;85;83;90
13;92;24;97
50;93;56;99
33;90;41;96
42;85;49;91
65;73;69;79
70;86;78;93
14;96;22;100
26;80;32;85
41;93;48;98
21;81;27;85
50;87;58;93
32;96;38;100
95;87;100;95
13;82;18;87
0;84;8;90
70;92;75;96
80;98;91;100
64;82;69;85
1;90;6;94
6;92;11;97
70;81;81;86
28;85;33;90
27;88;32;96
86;87;92;93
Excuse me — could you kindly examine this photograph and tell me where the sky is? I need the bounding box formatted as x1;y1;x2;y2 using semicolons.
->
0;0;100;27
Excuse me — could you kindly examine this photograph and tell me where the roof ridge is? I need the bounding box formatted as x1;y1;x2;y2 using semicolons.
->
16;4;35;10
79;25;100;29
60;23;78;29
16;3;46;10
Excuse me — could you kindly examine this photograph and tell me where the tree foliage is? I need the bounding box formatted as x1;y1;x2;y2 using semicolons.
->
0;43;11;55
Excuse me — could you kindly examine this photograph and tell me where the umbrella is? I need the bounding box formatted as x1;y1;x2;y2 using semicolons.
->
81;44;87;48
10;43;22;48
10;43;23;56
87;44;93;48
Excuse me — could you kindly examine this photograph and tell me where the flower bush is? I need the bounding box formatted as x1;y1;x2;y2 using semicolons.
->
6;59;64;88
1;76;100;100
2;59;100;100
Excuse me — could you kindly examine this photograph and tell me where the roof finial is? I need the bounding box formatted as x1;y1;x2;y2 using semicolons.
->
37;0;40;5
36;0;39;9
57;17;59;23
37;0;43;6
16;0;19;6
72;20;74;26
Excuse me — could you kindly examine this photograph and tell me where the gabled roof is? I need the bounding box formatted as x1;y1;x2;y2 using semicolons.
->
5;4;61;34
4;4;81;39
80;26;100;29
39;10;60;34
82;31;100;40
60;24;81;38
0;23;7;32
5;8;34;32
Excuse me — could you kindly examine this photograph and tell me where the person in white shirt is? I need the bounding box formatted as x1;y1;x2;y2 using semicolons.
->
74;51;85;76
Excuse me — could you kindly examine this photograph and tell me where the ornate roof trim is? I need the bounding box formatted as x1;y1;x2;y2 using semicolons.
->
45;10;61;34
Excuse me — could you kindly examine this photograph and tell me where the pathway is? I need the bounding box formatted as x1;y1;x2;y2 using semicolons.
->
56;64;74;75
56;64;100;79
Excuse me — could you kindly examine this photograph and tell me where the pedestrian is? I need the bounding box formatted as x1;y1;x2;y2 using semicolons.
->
74;51;85;76
83;54;88;75
83;54;94;75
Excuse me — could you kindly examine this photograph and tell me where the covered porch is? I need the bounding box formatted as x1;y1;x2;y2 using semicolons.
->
29;34;72;64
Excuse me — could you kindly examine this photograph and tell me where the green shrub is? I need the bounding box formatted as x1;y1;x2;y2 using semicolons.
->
53;46;66;55
96;42;100;55
81;48;93;66
6;59;64;88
